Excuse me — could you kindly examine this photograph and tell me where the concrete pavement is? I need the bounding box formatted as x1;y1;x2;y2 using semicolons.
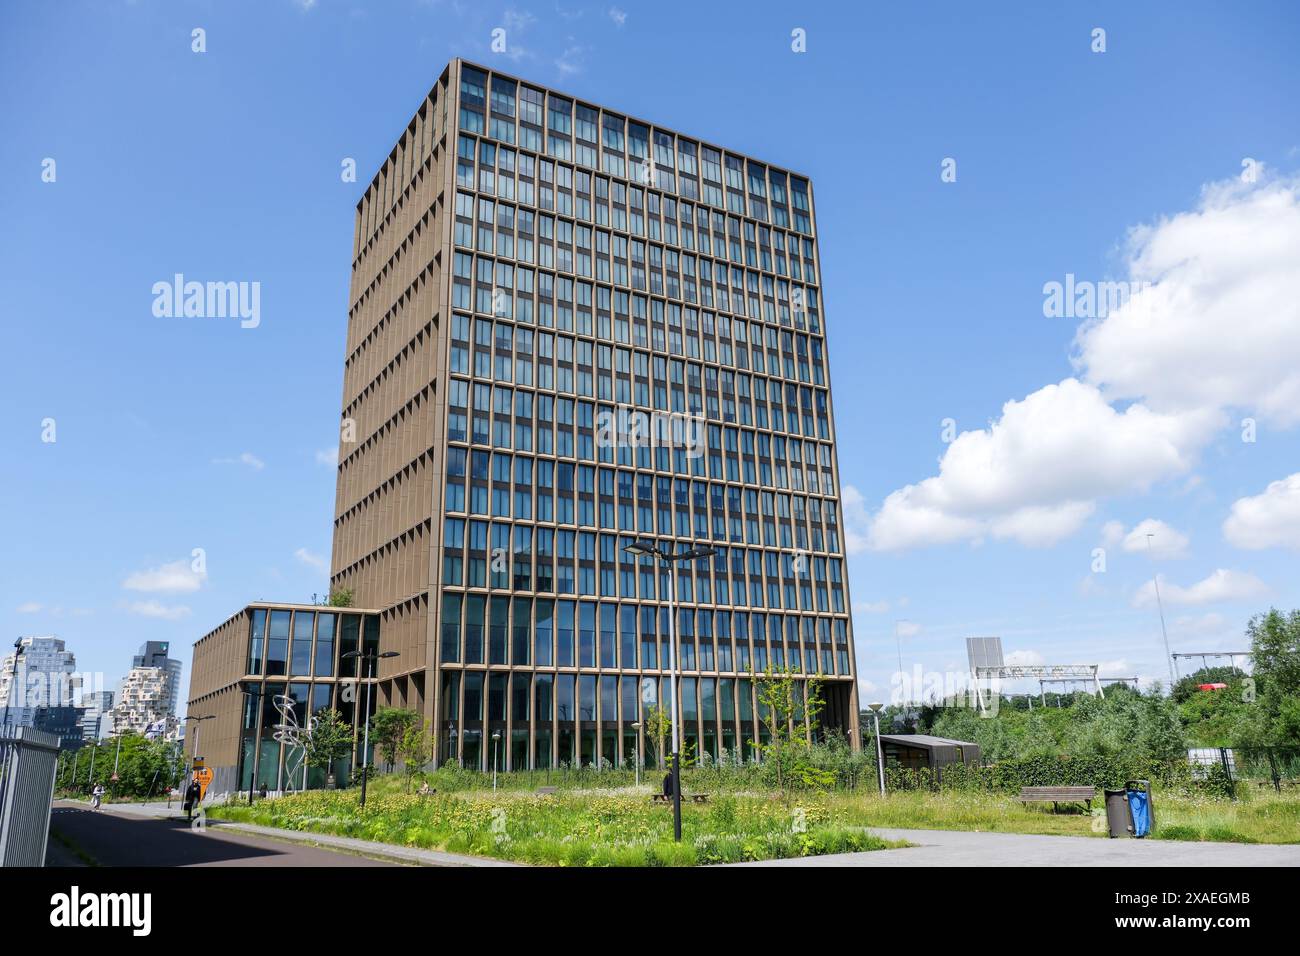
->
730;826;1300;866
48;800;519;867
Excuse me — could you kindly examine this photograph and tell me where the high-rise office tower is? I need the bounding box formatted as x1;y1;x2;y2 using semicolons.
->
328;59;858;770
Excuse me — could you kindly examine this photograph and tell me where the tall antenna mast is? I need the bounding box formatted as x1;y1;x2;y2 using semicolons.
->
1146;533;1176;689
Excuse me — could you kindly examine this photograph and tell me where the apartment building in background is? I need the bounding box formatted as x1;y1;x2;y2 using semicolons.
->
110;641;182;738
0;636;80;731
77;690;115;742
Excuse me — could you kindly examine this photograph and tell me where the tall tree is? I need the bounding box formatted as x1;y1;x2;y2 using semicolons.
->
397;719;433;791
305;709;354;783
1246;609;1300;744
372;707;418;772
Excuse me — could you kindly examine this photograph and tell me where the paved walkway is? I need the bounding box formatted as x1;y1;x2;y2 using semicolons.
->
731;826;1300;866
50;801;517;868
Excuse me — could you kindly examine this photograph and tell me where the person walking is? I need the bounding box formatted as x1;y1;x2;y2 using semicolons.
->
183;778;202;822
91;783;105;810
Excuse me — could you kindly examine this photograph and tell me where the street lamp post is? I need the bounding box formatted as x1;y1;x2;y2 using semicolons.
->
624;540;718;843
343;648;399;808
190;714;215;765
185;715;215;816
492;731;501;792
868;701;886;797
111;731;123;776
1;639;24;733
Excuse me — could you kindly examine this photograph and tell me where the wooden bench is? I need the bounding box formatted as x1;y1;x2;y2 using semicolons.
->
1019;786;1096;812
651;793;710;804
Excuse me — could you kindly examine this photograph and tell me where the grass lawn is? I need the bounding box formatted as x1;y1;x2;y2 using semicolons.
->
206;777;1300;865
208;779;904;866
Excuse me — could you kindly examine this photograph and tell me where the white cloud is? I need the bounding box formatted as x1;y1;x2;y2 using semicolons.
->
1005;648;1045;667
865;379;1216;550
1170;612;1231;639
608;6;627;26
123;559;206;593
1097;659;1132;678
1103;518;1191;558
865;176;1300;551
1133;568;1268;607
896;621;922;638
1077;176;1300;426
294;548;328;572
840;484;873;555
555;41;585;75
853;599;891;614
504;8;536;31
213;452;264;471
315;446;339;467
127;600;191;621
1223;472;1300;550
17;602;42;613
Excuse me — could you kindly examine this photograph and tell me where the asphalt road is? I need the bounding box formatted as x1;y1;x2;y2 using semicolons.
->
47;802;396;867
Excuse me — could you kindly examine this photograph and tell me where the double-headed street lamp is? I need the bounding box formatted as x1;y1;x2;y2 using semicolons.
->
343;648;399;808
623;539;719;843
190;714;216;764
868;701;886;797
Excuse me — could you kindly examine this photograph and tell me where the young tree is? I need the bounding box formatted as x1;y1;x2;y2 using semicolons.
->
305;709;354;784
372;708;418;772
639;702;668;771
751;665;824;799
328;588;355;608
397;719;434;792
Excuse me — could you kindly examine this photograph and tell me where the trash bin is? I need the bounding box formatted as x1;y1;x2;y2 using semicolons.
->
1126;779;1152;838
1104;788;1134;838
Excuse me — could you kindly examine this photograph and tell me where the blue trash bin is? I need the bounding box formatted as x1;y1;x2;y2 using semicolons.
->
1126;780;1152;838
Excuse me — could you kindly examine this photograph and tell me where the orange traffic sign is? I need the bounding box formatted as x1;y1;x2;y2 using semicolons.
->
195;767;214;800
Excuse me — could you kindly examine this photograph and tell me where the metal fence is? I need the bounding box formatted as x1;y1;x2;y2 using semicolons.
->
1230;745;1300;793
0;727;60;867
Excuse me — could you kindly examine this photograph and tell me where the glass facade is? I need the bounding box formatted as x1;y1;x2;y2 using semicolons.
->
434;62;856;771
236;606;375;792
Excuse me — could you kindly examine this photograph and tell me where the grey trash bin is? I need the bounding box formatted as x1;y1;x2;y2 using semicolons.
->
1104;788;1134;838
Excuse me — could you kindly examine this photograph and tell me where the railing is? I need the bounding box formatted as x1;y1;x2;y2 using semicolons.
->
1226;745;1300;793
0;727;61;867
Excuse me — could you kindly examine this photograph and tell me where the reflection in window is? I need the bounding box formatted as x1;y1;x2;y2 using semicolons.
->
266;611;290;676
314;613;336;677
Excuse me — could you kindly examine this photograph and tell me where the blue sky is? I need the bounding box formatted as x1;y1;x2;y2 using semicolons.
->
2;0;1298;708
